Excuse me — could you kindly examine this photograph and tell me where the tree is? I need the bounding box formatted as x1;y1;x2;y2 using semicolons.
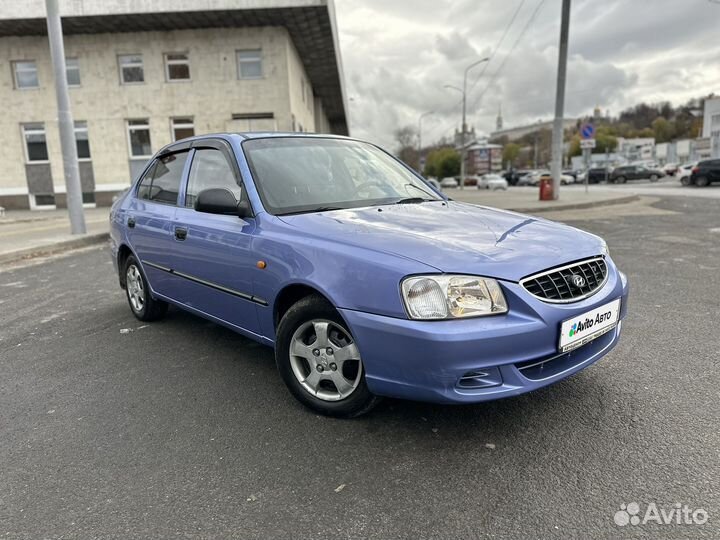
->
394;126;418;169
424;147;460;178
651;117;674;143
502;143;521;167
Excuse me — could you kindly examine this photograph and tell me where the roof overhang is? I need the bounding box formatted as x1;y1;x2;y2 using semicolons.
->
0;0;348;135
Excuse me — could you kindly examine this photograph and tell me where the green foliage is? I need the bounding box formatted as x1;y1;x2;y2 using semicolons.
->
502;142;521;166
424;147;460;178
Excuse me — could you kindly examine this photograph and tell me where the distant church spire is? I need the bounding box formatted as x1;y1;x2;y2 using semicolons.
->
496;103;503;130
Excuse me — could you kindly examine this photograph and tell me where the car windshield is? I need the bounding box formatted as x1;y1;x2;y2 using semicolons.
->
242;137;442;215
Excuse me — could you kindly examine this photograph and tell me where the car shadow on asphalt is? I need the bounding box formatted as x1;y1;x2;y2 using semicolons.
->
158;305;613;441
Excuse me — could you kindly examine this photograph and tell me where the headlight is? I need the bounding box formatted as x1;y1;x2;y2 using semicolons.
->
401;275;508;320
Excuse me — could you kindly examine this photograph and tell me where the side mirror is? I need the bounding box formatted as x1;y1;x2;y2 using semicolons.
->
195;188;252;218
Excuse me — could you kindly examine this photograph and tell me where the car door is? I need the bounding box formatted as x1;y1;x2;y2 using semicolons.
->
165;139;262;336
710;160;720;182
126;150;190;298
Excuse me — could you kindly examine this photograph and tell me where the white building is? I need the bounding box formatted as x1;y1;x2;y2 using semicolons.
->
702;96;720;139
0;0;348;210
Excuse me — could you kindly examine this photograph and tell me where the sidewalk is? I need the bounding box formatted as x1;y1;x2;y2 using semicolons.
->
0;207;110;264
0;188;637;265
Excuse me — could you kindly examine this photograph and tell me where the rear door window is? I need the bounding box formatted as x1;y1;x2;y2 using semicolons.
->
136;151;189;205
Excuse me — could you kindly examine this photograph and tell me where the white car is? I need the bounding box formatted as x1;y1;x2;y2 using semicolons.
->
477;174;508;191
677;163;696;186
440;177;459;188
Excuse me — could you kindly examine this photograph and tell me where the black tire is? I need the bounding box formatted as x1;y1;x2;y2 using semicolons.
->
680;175;692;186
695;176;710;187
275;294;379;418
123;255;168;322
649;174;658;182
615;176;626;184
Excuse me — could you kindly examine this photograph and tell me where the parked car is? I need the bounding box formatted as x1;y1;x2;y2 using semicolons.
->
689;159;720;187
535;172;575;186
677;162;697;186
583;167;611;184
477;174;508;191
609;165;663;183
515;170;536;186
440;177;458;188
462;175;479;187
563;169;578;181
662;163;679;176
424;176;441;191
502;169;521;186
110;132;628;418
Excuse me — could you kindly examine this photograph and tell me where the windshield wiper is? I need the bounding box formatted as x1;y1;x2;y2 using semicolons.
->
394;197;433;204
281;206;344;216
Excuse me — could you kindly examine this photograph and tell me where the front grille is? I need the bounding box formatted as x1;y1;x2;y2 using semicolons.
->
521;257;607;303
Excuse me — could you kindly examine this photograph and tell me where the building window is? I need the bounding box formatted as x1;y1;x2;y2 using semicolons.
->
13;61;39;89
118;54;144;84
165;53;190;81
230;112;276;132
74;121;91;159
66;57;81;86
22;123;48;162
171;117;195;141
33;194;56;207
236;49;262;79
127;119;152;158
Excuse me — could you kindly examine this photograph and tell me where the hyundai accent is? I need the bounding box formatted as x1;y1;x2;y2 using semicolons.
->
110;133;629;417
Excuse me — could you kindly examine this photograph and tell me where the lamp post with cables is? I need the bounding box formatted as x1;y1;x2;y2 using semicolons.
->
445;57;489;189
417;111;433;174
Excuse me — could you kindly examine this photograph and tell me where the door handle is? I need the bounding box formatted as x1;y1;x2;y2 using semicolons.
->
127;216;136;228
174;227;188;241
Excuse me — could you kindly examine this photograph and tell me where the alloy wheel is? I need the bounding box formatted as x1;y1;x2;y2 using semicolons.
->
126;264;145;313
289;320;363;402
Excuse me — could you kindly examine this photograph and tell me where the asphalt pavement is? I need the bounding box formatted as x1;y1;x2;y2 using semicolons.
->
1;194;719;539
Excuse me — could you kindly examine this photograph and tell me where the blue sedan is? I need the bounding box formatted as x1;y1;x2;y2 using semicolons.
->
110;133;629;417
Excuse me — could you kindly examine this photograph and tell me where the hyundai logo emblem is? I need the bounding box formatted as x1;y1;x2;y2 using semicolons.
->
570;274;586;288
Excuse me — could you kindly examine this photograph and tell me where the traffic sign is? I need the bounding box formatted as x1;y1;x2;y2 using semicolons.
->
581;123;595;139
580;139;596;149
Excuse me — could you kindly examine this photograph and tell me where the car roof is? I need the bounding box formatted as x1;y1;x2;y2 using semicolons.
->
157;131;357;156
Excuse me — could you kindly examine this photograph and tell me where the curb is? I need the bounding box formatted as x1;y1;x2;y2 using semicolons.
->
506;195;640;214
0;232;109;265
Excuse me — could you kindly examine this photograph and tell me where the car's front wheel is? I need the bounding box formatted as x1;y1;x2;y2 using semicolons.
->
615;176;626;184
124;255;168;322
649;174;658;182
680;175;692;186
275;295;379;418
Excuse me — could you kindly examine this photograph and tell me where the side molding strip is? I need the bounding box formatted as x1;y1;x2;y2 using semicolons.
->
142;260;268;306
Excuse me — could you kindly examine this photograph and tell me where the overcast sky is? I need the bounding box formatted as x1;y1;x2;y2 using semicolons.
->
334;0;720;149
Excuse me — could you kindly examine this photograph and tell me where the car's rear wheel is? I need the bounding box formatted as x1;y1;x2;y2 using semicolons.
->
275;295;379;418
680;175;692;186
124;255;168;322
649;174;658;182
695;176;710;187
615;176;626;184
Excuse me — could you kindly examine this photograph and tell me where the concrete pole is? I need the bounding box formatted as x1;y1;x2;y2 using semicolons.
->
550;0;571;200
417;111;433;173
46;0;86;234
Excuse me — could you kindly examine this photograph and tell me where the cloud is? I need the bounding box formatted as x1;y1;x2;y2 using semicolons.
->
334;0;720;149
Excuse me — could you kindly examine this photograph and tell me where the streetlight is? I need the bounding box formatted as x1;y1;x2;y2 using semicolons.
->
417;110;433;173
444;57;490;189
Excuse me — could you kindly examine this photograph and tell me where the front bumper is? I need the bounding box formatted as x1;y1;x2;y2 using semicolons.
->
340;262;629;404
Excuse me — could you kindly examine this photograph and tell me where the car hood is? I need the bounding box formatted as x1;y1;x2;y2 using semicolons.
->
277;201;605;282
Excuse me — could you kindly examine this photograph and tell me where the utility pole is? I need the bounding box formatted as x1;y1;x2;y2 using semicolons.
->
550;0;571;200
445;57;489;190
46;0;86;234
417;111;433;174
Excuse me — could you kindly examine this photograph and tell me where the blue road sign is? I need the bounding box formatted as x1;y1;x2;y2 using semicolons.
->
581;123;595;139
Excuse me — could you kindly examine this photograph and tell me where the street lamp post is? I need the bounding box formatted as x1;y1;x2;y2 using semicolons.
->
417;111;433;174
445;57;489;189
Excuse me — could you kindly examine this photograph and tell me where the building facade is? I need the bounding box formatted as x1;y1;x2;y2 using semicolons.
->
0;0;348;210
